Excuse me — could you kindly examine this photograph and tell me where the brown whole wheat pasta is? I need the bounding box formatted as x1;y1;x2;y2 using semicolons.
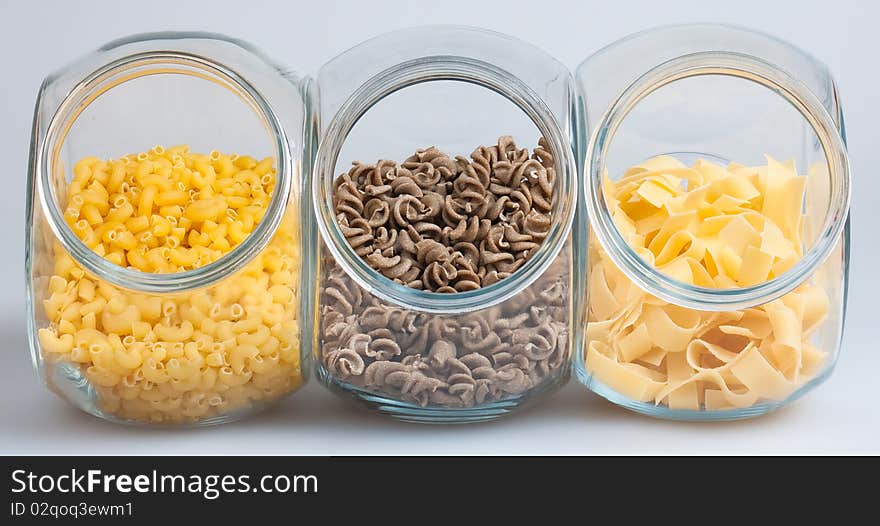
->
331;136;555;293
320;137;568;408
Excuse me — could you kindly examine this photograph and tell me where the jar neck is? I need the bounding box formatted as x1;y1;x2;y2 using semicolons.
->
585;51;851;311
313;57;576;314
37;50;291;293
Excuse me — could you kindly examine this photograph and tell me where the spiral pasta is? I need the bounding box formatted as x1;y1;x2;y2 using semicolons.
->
321;136;567;407
321;258;569;407
333;136;555;292
38;146;302;424
585;156;829;410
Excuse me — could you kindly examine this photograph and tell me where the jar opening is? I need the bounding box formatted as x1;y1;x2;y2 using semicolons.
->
313;56;576;314
585;51;850;311
37;50;291;293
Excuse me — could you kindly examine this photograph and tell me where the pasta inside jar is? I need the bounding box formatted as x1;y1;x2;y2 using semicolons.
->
312;27;577;421
38;146;303;424
586;155;831;411
320;136;570;409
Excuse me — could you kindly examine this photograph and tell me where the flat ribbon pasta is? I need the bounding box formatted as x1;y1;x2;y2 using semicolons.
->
586;156;830;410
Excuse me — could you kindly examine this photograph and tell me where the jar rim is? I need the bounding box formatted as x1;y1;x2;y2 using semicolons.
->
313;55;576;314
584;50;851;311
37;47;292;293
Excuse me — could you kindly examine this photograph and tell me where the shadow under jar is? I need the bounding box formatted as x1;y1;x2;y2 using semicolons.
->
312;26;578;423
574;24;851;420
26;33;312;425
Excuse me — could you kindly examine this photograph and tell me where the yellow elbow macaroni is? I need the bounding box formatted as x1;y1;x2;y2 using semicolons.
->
586;156;830;411
38;146;302;424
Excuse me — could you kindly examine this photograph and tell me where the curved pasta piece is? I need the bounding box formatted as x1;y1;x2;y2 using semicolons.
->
586;341;665;402
641;304;701;353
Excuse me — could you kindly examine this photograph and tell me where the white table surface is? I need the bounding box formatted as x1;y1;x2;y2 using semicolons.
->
2;0;877;455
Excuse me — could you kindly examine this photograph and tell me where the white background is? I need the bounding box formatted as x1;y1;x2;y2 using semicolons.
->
1;0;877;454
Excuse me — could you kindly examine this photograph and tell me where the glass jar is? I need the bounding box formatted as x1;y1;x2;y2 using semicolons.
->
312;26;578;422
26;32;313;425
574;24;851;420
